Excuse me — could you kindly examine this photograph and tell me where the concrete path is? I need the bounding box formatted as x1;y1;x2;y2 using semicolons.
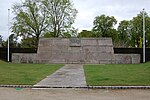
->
35;64;87;87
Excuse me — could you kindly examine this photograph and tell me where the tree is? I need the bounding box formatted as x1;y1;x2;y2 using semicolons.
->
78;30;96;37
42;0;78;37
12;0;77;48
42;32;55;38
42;28;77;38
9;34;18;48
12;0;49;47
109;29;119;46
129;12;150;47
20;37;37;48
117;20;131;47
130;12;144;47
1;34;19;48
92;14;117;37
0;35;2;47
0;35;7;47
116;12;150;47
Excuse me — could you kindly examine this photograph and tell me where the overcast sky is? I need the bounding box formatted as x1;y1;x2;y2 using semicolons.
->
0;0;150;40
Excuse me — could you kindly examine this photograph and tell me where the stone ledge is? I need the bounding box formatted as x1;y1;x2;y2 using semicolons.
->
12;53;37;63
12;53;141;64
115;54;140;64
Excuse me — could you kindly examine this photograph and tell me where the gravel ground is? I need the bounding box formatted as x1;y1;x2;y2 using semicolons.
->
0;88;150;100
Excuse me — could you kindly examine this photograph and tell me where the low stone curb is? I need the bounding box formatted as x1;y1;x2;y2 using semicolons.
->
0;85;150;89
0;85;33;88
87;86;150;89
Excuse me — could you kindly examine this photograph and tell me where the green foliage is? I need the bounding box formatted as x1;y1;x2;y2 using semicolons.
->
78;30;96;37
20;37;37;48
92;14;118;44
92;14;117;37
91;12;150;47
84;63;150;86
2;34;19;48
117;20;130;47
42;32;55;38
62;32;72;38
0;60;63;85
42;29;76;38
0;35;8;47
12;0;77;48
12;0;49;47
41;0;78;37
12;0;150;48
117;11;150;47
130;12;145;47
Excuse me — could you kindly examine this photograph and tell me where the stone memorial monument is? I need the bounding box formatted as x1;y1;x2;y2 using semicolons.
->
12;38;140;64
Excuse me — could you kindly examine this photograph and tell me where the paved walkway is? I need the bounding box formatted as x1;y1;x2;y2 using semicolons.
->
35;64;87;87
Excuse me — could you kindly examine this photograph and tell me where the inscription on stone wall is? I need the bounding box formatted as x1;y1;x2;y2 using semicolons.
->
70;38;81;47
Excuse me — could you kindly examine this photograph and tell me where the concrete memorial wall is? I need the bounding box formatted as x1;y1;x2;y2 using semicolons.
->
12;38;140;64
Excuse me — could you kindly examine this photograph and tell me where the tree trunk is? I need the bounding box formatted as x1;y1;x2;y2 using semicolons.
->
36;34;40;48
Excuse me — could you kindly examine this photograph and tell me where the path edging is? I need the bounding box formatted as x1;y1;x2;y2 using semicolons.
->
0;85;150;89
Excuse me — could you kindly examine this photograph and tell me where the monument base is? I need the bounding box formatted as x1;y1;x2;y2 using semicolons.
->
12;38;140;64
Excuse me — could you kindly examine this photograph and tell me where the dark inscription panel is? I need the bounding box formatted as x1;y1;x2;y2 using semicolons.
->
70;38;81;47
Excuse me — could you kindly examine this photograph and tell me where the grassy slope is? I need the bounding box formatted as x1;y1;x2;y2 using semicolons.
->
84;63;150;86
0;60;63;85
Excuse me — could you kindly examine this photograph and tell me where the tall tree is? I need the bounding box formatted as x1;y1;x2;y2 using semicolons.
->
92;14;117;37
42;0;78;37
130;12;150;47
117;20;131;47
12;0;49;47
12;0;77;48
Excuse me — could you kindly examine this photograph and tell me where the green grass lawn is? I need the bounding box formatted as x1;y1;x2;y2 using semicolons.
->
84;63;150;86
0;60;63;85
